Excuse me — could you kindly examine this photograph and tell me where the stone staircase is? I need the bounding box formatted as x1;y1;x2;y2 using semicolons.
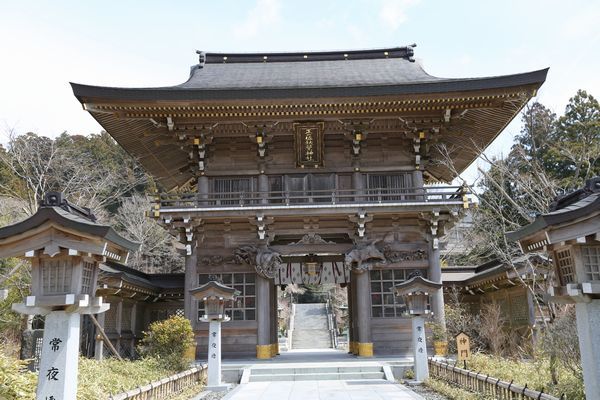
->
291;303;332;349
247;364;389;382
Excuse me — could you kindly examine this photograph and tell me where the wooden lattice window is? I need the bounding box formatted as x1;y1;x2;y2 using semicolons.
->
510;294;529;324
367;173;413;201
121;304;132;332
582;245;600;281
81;261;95;294
41;258;73;295
369;269;427;318
555;249;576;285
197;273;256;321
104;306;117;332
211;177;254;205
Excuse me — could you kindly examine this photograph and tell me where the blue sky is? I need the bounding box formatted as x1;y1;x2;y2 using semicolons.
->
1;0;599;182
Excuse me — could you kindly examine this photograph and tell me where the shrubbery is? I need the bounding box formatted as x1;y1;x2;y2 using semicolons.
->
137;315;195;371
77;357;177;400
0;351;36;400
465;353;584;400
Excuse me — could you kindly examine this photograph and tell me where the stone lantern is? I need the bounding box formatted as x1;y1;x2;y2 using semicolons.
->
507;177;600;399
394;274;442;383
190;278;239;391
0;192;139;400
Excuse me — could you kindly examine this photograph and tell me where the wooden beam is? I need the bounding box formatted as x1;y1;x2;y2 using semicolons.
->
89;314;123;361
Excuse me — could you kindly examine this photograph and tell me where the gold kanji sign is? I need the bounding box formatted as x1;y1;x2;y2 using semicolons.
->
456;332;471;361
294;122;324;168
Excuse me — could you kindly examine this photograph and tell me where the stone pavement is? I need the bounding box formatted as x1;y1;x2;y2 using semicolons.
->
221;379;425;400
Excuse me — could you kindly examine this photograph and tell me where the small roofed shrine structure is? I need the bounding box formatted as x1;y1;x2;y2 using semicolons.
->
71;45;548;358
507;177;600;400
0;192;139;399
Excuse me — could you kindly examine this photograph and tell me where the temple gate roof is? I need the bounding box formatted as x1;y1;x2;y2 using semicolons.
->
70;46;549;189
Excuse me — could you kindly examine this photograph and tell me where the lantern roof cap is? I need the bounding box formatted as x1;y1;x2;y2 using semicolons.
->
0;192;139;253
507;176;600;243
189;280;239;300
393;275;442;297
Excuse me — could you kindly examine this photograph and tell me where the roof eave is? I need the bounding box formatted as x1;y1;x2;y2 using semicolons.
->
70;68;549;103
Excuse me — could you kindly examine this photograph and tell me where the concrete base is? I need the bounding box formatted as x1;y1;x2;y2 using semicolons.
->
405;380;424;386
205;383;232;392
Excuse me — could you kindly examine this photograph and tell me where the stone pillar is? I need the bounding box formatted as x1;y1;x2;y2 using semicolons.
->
36;311;80;400
428;242;445;326
412;315;429;382
184;244;198;325
576;300;600;400
355;271;373;357
206;320;224;389
94;312;105;361
256;275;271;359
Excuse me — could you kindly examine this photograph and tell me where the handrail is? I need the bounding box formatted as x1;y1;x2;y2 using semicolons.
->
154;186;469;210
288;303;295;350
325;295;338;349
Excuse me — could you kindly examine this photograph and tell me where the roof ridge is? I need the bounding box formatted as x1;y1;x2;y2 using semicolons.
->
196;45;417;65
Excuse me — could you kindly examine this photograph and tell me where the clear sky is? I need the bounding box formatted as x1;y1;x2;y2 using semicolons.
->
1;0;599;182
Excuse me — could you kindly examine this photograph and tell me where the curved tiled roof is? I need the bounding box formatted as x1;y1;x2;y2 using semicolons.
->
71;46;548;101
0;204;139;252
507;177;600;242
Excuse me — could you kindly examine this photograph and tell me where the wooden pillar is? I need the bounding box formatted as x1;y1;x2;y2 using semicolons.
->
271;281;279;356
130;303;137;357
258;174;269;205
346;282;355;354
184;243;198;327
355;270;373;357
256;275;272;359
94;312;105;361
428;242;446;326
352;171;364;201
115;300;123;356
198;176;209;204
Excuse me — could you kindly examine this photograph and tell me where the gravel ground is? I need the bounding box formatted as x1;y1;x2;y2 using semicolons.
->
406;383;450;400
192;385;236;400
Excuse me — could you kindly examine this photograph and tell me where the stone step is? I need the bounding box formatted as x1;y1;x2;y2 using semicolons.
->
251;366;384;375
249;371;385;382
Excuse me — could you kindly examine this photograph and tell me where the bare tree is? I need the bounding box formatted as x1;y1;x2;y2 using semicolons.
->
479;301;507;356
113;194;183;273
0;130;147;218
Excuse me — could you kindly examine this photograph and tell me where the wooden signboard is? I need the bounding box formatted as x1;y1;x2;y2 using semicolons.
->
456;332;471;361
294;122;324;168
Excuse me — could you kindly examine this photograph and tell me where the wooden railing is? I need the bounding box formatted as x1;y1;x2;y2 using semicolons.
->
155;186;469;210
108;364;207;400
428;359;563;400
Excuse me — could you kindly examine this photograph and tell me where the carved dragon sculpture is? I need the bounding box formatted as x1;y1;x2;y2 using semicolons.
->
344;240;387;272
234;245;282;279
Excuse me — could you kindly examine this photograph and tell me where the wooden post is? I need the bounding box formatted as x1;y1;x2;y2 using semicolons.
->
256;275;271;359
184;244;198;325
90;314;123;361
355;270;372;357
94;312;106;361
428;241;446;326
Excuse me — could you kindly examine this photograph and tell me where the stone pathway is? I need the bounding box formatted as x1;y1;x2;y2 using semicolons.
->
221;380;424;400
